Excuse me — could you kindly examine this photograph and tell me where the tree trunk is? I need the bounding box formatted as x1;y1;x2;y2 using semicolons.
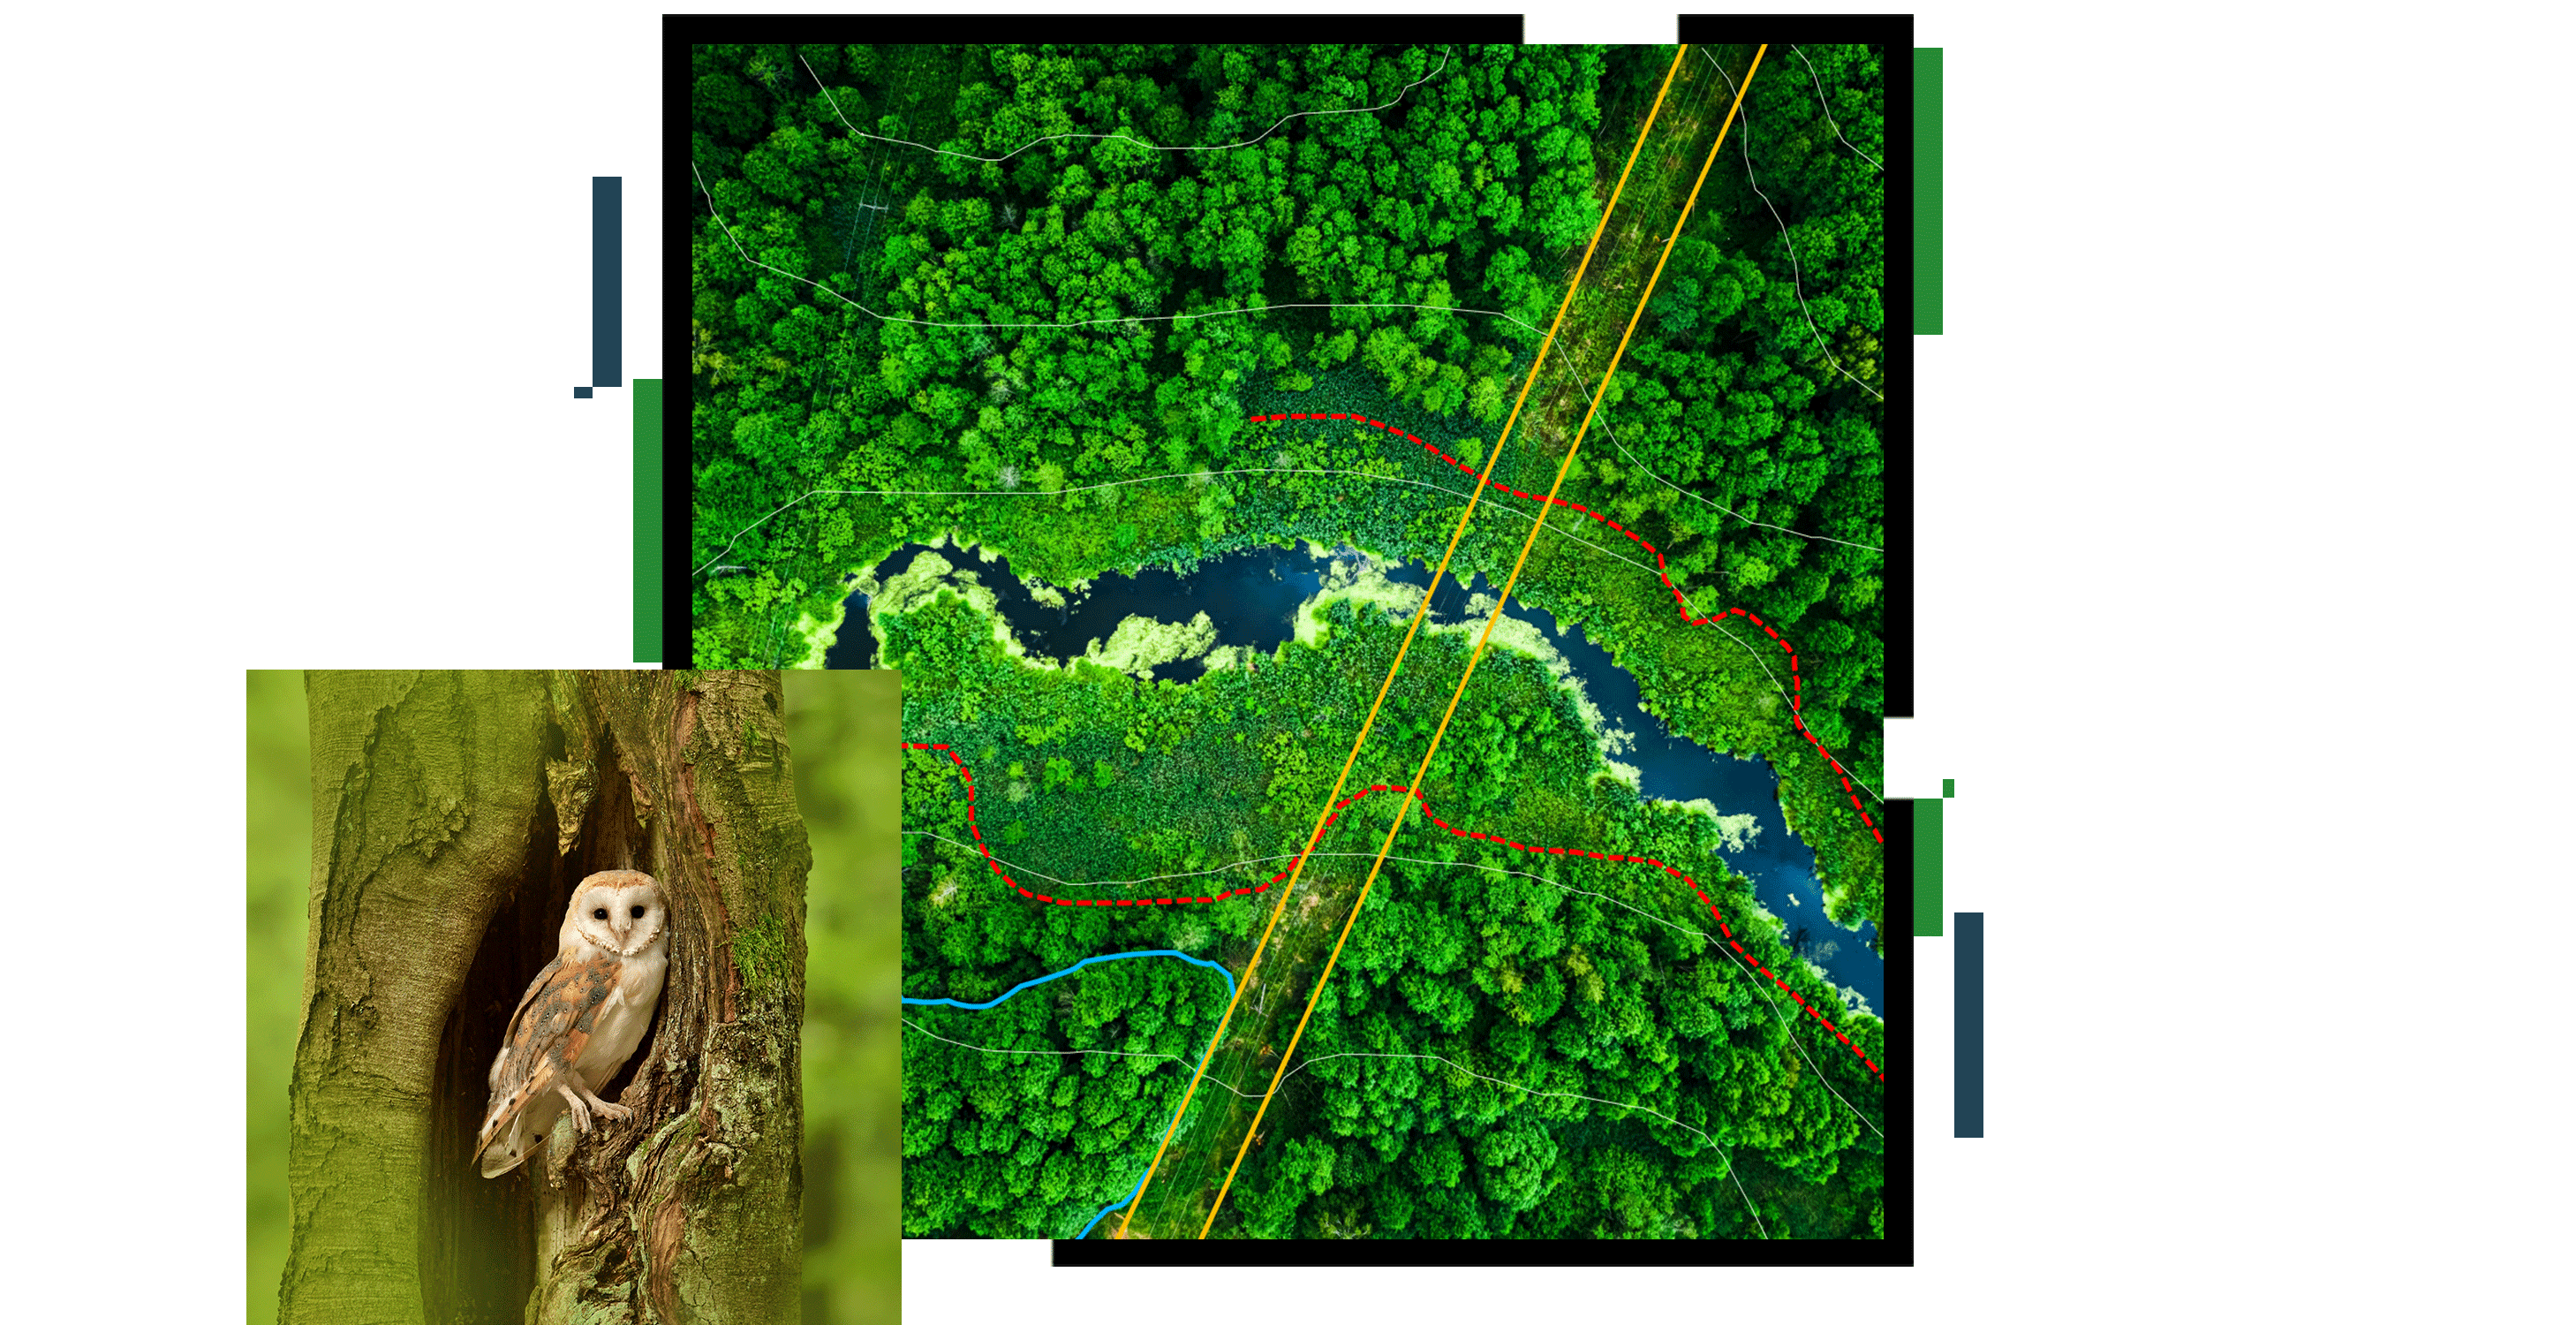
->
282;670;809;1325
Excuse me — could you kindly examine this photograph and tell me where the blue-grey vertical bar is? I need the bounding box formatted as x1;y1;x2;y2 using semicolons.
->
1955;911;1984;1137
593;177;621;389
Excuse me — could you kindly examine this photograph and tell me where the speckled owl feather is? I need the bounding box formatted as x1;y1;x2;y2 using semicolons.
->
473;869;670;1178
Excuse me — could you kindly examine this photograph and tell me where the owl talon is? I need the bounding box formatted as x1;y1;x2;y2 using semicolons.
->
559;1079;632;1130
555;1081;595;1132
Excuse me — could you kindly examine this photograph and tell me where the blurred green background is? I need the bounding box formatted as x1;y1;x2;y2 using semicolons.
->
246;672;307;1325
785;670;902;1325
246;671;899;1325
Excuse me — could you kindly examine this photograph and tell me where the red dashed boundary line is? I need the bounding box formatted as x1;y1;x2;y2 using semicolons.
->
1247;410;1882;846
903;743;1884;1079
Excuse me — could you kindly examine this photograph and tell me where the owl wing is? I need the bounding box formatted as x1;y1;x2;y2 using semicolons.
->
487;956;563;1092
472;955;623;1176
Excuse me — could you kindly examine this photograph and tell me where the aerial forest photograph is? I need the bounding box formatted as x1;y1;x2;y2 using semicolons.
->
686;35;1893;1246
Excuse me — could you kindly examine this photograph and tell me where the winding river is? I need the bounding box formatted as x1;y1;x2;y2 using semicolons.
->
849;541;1883;1011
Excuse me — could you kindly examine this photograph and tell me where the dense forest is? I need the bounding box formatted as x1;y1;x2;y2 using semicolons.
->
689;39;1891;938
895;576;1885;1239
694;42;1895;1238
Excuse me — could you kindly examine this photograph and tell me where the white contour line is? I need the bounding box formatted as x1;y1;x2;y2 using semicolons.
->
706;54;1881;565
692;459;1650;579
784;459;1881;807
1698;48;1885;404
1790;46;1885;171
713;95;1888;776
903;1017;1187;1064
910;835;1760;950
915;834;1752;951
903;1022;1769;1234
693;162;1543;337
803;49;1451;166
1414;260;1887;814
914;836;1802;1015
1379;872;1894;1140
798;465;1883;810
1507;362;1886;809
1263;1049;1767;1235
906;833;1885;1137
699;141;1878;578
1700;611;1887;809
1560;352;1883;554
837;46;1899;1154
1522;316;1885;806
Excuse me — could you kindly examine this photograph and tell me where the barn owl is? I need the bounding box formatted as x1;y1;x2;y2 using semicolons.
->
473;869;669;1178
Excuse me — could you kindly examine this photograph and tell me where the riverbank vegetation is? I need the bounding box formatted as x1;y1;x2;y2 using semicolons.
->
690;39;1891;939
895;584;1884;1238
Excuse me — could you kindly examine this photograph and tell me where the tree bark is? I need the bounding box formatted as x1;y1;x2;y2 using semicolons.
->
282;670;809;1325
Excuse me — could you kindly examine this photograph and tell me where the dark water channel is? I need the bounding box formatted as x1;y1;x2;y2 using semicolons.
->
824;542;1330;677
833;541;1882;1011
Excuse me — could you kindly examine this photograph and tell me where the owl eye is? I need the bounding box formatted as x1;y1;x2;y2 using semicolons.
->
592;908;608;920
630;905;646;918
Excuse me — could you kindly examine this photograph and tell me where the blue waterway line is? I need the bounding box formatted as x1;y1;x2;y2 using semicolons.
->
902;948;1234;1011
903;948;1234;1238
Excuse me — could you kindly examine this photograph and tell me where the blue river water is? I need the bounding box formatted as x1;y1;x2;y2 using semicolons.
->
855;541;1882;1010
827;541;1327;677
1373;559;1885;1011
903;948;1234;1239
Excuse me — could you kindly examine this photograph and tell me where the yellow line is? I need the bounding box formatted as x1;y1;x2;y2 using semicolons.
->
1109;44;1696;1242
1195;43;1720;1237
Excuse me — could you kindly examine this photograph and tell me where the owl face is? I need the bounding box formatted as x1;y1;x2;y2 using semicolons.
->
563;870;667;958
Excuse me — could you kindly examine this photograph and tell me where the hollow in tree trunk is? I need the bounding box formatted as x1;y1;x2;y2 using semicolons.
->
280;670;808;1324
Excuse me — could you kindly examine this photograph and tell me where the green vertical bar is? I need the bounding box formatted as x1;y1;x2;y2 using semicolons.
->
1942;777;1955;798
1915;48;1943;334
1913;798;1945;935
634;378;662;664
